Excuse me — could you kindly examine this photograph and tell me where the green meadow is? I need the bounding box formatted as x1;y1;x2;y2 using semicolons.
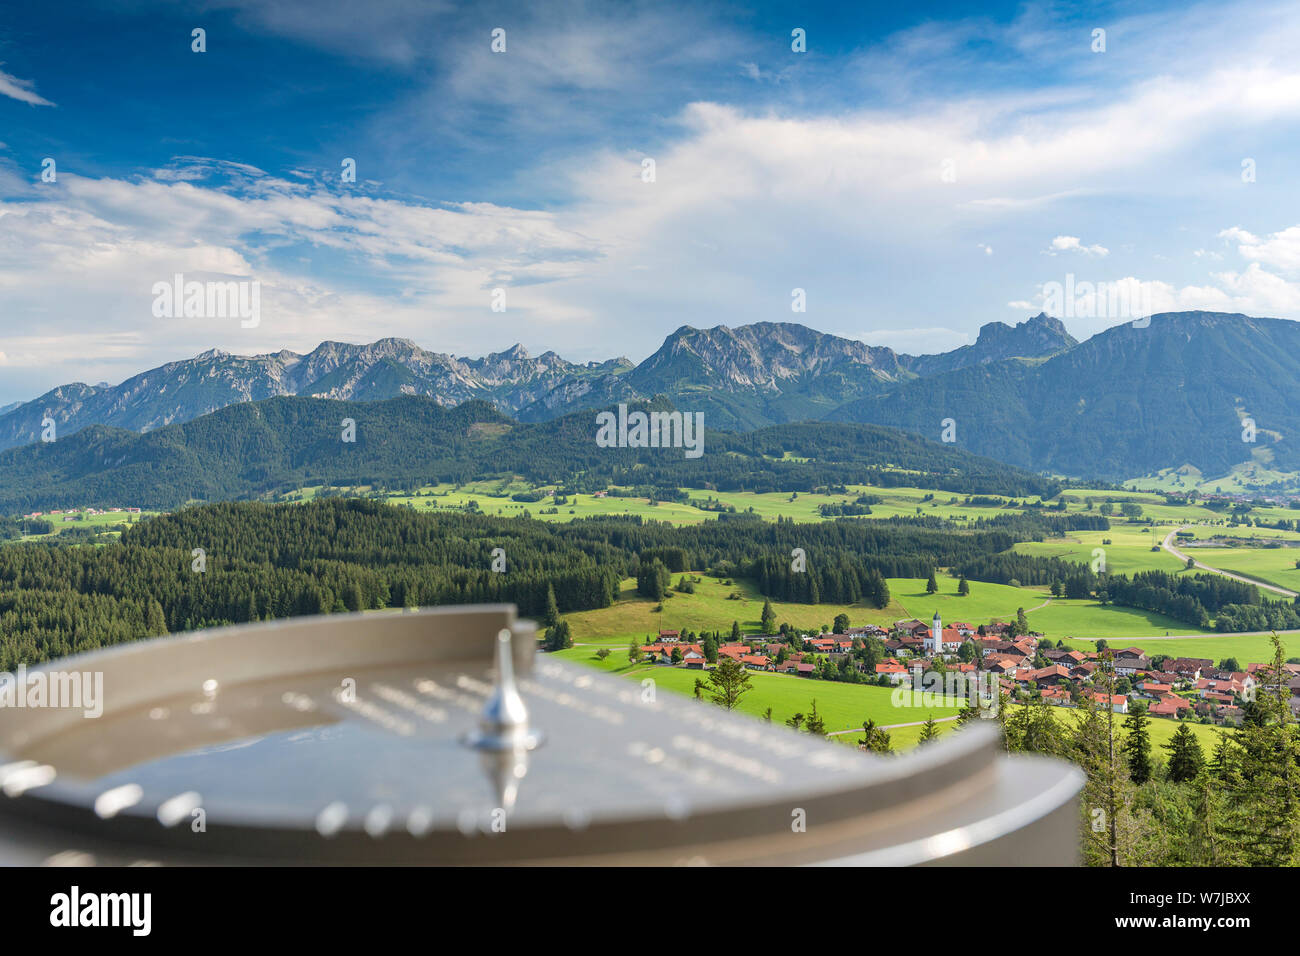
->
556;640;1235;753
552;643;962;735
13;508;155;543
1184;544;1300;592
1058;632;1298;662
559;573;1208;651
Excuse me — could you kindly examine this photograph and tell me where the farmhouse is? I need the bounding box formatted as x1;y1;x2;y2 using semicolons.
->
1168;658;1213;680
1114;656;1152;676
876;661;908;684
1086;692;1129;714
1150;695;1193;717
1019;664;1072;687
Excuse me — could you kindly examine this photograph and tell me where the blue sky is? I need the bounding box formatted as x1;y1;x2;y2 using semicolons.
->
2;0;1300;402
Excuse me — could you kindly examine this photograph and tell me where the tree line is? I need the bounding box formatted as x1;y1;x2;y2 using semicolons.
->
0;499;1086;669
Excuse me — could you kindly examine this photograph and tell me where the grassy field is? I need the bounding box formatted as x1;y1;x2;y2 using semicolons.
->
556;640;1235;754
560;573;1210;650
11;508;155;542
551;565;1252;753
552;643;962;734
1125;457;1300;495
1058;632;1298;662
1185;544;1300;591
1013;526;1184;575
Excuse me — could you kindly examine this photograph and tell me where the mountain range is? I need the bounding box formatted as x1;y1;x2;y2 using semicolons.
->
2;310;1297;482
0;395;1056;513
0;312;1074;443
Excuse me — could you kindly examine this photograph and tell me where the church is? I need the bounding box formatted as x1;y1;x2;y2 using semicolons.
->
925;611;964;657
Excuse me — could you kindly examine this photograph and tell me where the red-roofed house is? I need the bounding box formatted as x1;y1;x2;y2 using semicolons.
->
1087;692;1129;714
1150;695;1193;717
1021;664;1072;686
876;661;908;684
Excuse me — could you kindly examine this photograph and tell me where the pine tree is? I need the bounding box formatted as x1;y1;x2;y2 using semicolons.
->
706;657;752;711
541;583;559;628
858;718;892;754
926;570;938;594
702;633;718;663
1214;634;1300;865
145;598;169;637
761;599;777;635
1188;768;1223;865
1068;653;1129;866
1164;723;1204;783
805;700;827;736
919;716;940;744
543;618;572;652
957;575;970;596
1122;703;1153;784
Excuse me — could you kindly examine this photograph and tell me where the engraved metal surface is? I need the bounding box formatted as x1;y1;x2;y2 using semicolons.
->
0;606;1085;865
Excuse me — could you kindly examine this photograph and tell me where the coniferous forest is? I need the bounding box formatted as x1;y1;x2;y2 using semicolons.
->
3;495;1282;671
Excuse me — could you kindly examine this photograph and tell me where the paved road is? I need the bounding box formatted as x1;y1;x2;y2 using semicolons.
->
1160;525;1299;598
827;715;961;736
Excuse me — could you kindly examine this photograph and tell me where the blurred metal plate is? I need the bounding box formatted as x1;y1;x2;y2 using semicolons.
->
0;606;1084;865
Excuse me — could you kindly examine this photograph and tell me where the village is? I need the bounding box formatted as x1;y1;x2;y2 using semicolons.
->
634;611;1300;728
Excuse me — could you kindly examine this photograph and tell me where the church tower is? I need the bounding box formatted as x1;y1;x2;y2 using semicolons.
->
929;611;942;656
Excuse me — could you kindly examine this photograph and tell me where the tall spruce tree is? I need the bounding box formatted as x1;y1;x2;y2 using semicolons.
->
541;583;559;628
1122;703;1153;785
1214;634;1300;866
1164;723;1204;783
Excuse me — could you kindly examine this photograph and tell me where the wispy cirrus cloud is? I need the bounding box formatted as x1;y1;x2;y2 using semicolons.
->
0;67;53;107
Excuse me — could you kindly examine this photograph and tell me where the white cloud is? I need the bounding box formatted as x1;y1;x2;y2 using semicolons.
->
1222;224;1300;274
0;166;606;377
9;2;1300;397
1049;235;1109;257
0;68;54;107
1013;261;1300;338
